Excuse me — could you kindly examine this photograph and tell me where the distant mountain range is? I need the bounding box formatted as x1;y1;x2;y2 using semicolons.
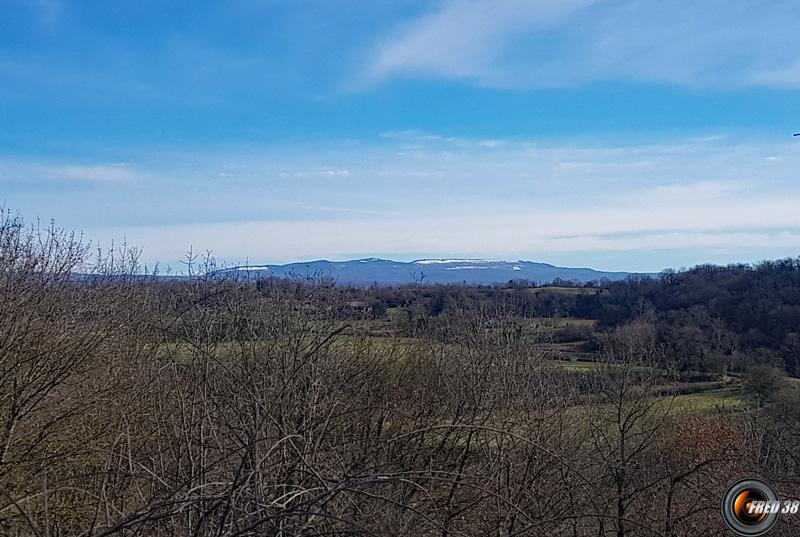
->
212;258;652;286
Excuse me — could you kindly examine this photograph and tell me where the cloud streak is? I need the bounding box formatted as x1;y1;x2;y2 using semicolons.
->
0;161;142;185
363;0;592;85
361;0;800;89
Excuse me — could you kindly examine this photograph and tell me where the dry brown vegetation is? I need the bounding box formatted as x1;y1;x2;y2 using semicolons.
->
2;212;800;536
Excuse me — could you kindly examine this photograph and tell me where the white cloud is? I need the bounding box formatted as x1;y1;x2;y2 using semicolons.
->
278;167;351;178
0;161;142;185
626;181;750;203
363;0;592;84
55;164;141;184
749;61;800;88
361;0;800;89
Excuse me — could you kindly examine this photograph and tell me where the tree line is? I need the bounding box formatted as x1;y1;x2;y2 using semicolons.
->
345;259;800;375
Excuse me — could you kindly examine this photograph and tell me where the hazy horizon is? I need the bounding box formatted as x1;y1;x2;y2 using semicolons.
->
110;253;790;279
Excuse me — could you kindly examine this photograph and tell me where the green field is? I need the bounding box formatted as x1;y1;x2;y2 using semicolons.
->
155;312;754;418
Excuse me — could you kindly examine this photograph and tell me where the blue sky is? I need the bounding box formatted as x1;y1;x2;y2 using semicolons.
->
1;0;799;272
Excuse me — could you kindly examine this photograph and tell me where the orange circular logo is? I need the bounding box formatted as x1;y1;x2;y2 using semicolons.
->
732;489;768;525
722;478;780;536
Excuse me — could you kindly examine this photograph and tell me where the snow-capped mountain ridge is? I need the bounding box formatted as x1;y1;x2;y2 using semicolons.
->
413;259;507;265
212;258;651;286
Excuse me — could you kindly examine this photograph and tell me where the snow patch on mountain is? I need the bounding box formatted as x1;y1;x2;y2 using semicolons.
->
414;259;504;265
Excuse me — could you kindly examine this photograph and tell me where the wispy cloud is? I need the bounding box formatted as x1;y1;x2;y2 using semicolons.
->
362;0;592;86
278;167;352;178
749;61;800;88
626;181;751;203
361;0;800;89
0;161;143;185
56;164;142;184
16;134;787;271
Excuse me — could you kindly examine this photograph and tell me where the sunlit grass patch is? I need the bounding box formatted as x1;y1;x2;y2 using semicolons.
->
551;359;605;372
668;387;745;413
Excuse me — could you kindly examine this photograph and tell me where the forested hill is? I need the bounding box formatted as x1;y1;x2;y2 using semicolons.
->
573;258;800;374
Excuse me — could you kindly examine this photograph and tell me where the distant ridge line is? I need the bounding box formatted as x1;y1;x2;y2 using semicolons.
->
209;258;654;286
